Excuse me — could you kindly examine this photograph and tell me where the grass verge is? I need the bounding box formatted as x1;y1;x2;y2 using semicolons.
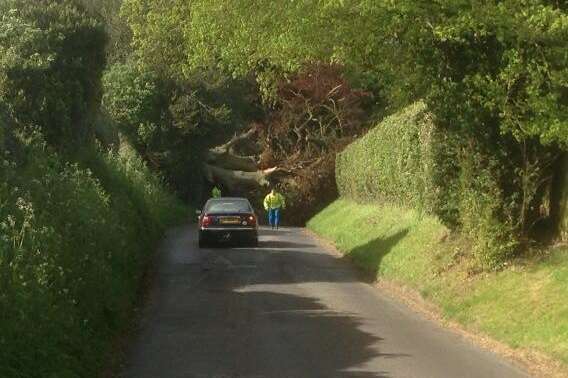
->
307;198;568;376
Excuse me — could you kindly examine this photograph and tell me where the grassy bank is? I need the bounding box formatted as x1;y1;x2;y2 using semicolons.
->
308;199;568;372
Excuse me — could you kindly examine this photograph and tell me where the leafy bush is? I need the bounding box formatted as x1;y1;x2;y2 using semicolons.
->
0;132;186;378
423;1;568;147
456;148;519;268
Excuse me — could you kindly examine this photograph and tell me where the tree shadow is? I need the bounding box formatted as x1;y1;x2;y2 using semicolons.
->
123;228;417;378
206;239;315;250
261;228;295;236
195;229;410;287
258;239;316;249
341;229;410;282
123;226;416;377
124;288;398;378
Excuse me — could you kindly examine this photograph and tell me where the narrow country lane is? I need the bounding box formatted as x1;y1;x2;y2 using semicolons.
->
122;226;530;378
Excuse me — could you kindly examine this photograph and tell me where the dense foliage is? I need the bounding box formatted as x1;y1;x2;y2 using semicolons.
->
121;0;568;256
262;63;368;167
122;0;568;148
0;136;184;377
101;61;261;202
123;0;371;99
337;102;520;266
0;1;187;376
78;0;133;63
0;0;566;374
125;0;566;143
102;62;206;200
0;0;107;146
421;1;567;266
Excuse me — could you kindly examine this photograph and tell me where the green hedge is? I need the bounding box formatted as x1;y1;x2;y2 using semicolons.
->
0;134;187;377
336;102;520;268
336;101;439;213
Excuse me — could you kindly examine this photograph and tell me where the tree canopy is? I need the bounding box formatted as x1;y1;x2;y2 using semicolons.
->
0;0;107;146
123;0;567;144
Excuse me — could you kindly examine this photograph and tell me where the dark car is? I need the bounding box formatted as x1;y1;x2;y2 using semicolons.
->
197;197;259;248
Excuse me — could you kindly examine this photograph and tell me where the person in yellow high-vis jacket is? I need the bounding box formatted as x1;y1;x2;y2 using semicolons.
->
211;185;222;198
263;187;286;229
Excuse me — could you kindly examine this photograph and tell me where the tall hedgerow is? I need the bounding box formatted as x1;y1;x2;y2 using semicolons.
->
0;1;190;376
336;102;521;268
0;132;186;377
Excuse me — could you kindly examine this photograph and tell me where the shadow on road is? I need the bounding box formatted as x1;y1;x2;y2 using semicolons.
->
261;228;295;236
204;239;315;250
125;287;398;377
123;226;411;378
197;229;410;288
258;239;316;249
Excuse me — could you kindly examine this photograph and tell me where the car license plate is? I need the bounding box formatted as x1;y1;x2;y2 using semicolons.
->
220;217;240;225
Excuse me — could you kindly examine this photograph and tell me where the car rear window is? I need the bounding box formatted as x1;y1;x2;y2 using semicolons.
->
205;199;252;213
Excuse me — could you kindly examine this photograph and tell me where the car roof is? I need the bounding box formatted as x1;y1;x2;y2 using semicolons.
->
204;197;253;212
206;197;250;202
204;197;252;206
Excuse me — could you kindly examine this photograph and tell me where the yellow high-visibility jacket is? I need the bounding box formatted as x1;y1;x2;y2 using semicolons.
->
263;192;286;210
211;186;221;198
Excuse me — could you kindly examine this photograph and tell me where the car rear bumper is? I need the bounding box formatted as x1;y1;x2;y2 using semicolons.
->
199;227;258;242
200;227;257;231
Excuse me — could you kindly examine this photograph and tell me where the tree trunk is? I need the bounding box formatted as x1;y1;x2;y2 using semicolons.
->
206;149;258;172
551;153;568;241
203;164;280;193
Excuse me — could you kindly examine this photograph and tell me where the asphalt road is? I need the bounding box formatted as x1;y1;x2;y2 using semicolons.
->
122;226;530;378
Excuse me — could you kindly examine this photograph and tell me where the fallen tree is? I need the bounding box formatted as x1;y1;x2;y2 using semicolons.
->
203;163;281;191
203;127;285;193
202;63;370;223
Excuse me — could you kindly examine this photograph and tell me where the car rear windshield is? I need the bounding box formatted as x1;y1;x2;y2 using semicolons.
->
205;199;252;213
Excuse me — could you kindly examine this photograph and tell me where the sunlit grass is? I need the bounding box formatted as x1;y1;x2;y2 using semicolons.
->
308;199;568;366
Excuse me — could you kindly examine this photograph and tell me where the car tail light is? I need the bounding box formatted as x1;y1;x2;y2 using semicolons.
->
248;215;257;226
202;215;212;227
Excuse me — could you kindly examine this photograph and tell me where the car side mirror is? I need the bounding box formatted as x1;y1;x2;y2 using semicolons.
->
195;209;202;215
